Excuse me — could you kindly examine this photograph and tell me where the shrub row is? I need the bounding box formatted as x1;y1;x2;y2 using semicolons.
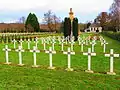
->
102;31;120;42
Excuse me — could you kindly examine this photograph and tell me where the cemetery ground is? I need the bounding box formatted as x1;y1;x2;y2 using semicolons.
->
0;33;120;89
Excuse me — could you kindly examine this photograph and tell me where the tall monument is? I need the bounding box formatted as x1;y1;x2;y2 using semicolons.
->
69;8;74;21
64;8;78;41
69;8;74;38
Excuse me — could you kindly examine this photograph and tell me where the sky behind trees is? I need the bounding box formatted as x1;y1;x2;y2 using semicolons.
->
0;0;113;23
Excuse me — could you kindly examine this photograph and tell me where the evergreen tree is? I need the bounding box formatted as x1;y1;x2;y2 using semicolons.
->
25;13;40;32
64;17;71;37
73;18;78;41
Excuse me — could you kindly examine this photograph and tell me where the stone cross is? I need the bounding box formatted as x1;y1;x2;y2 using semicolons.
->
30;46;40;67
19;39;24;48
45;47;56;69
41;37;44;44
67;36;70;42
15;46;24;66
3;45;11;64
46;37;50;44
83;48;96;73
78;37;82;45
69;39;75;51
65;37;68;45
79;40;85;52
27;39;31;49
90;40;96;52
105;49;119;75
102;40;108;53
60;39;65;51
34;37;38;48
51;39;56;51
58;36;62;44
12;39;17;49
43;39;46;51
63;47;75;71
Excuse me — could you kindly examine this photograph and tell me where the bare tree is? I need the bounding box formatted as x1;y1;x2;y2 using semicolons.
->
43;10;61;32
19;16;26;23
109;0;120;31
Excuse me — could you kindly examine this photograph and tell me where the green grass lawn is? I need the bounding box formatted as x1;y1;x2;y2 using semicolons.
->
0;33;120;89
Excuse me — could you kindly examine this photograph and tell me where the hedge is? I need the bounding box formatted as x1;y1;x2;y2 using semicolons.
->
102;31;120;42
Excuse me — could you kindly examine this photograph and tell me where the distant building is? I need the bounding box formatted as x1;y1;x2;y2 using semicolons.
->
84;23;102;33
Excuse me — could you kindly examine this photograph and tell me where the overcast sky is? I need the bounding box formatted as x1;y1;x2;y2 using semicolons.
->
0;0;113;23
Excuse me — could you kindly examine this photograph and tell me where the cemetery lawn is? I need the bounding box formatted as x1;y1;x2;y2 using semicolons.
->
0;33;120;89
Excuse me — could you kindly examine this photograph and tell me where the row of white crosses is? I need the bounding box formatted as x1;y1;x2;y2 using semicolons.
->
12;37;39;49
2;45;120;75
11;35;109;54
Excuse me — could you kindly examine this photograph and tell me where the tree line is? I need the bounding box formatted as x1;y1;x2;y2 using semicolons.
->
94;0;120;32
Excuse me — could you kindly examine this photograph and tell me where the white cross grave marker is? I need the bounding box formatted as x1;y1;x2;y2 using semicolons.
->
83;48;96;73
3;45;11;64
51;39;56;51
79;40;85;52
30;46;40;67
12;39;17;49
19;39;23;48
105;49;119;75
58;36;62;45
90;40;96;52
34;37;38;48
43;39;46;51
15;46;24;66
65;37;68;45
27;39;31;49
102;40;108;53
46;37;50;44
45;47;56;69
69;39;75;51
78;37;82;45
41;37;44;44
60;39;65;51
63;47;75;71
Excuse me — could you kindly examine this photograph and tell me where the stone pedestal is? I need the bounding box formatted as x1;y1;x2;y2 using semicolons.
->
65;68;73;71
18;64;24;66
32;65;39;68
48;66;56;70
4;62;11;65
107;72;116;75
85;70;94;73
